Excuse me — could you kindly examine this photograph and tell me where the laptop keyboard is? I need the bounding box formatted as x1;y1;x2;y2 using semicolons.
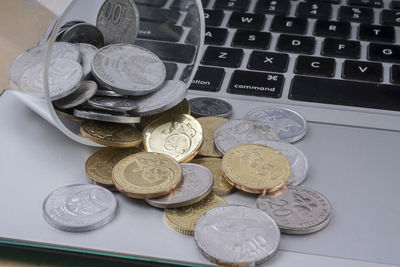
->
135;0;400;112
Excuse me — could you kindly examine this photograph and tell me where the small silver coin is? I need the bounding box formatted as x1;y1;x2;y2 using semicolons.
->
96;0;139;45
189;97;232;118
95;89;127;98
92;44;166;96
214;119;279;155
256;186;332;235
146;163;213;208
42;184;117;232
87;96;138;112
60;23;104;48
194;205;280;266
73;106;140;124
244;107;307;143
75;43;98;79
131;80;187;116
53;81;98;109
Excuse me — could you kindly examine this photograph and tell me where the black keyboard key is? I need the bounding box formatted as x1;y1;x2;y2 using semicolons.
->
391;1;400;9
231;30;271;49
307;0;339;3
359;24;395;43
294;55;335;77
228;70;284;98
247;51;289;73
391;65;400;84
203;9;224;26
137;6;181;24
202;0;210;6
214;0;250;11
134;40;195;63
164;62;178;80
368;43;400;63
289;76;400;111
314;20;351;39
227;12;266;30
338;6;373;23
276;34;315;54
190;66;225;91
201;46;244;68
270;16;307;34
322;38;361;59
205;27;228;45
342;60;383;82
255;0;291;15
138;21;183;42
135;0;167;6
348;0;382;8
296;2;332;19
381;10;400;27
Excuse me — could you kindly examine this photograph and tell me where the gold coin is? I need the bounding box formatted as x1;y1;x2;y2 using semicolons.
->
138;99;191;130
143;114;203;163
164;194;226;235
55;109;85;122
112;152;183;199
197;117;228;157
86;147;142;186
222;144;290;194
191;157;233;196
80;121;142;147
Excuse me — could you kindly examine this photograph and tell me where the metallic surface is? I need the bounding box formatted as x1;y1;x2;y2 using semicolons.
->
74;43;98;79
53;80;98;109
189;97;233;118
197;116;227;157
87;96;138;112
60;23;104;48
74;107;140;124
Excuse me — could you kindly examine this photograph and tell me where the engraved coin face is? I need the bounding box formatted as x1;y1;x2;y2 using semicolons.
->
146;163;213;208
53;81;98;109
112;152;183;199
74;106;140;124
143;114;203;163
197;117;228;157
222;144;290;194
96;0;139;45
194;205;280;266
80;120;142;147
87;96;138;112
189;97;233;118
75;43;98;79
60;23;104;48
42;184;117;232
244;107;307;143
214;119;279;155
256;186;332;234
92;44;166;95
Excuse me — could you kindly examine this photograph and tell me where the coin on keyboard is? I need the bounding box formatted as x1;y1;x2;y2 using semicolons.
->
87;96;138;112
146;163;213;208
222;144;290;194
74;43;98;79
80;120;142;147
74;106;140;124
189;97;233;118
53;81;98;109
96;0;139;45
191;158;234;196
197;117;228;158
164;194;226;235
42;184;117;232
92;44;165;96
194;205;280;266
214;119;279;155
244;106;307;143
143;114;203;163
112;152;183;199
60;23;104;48
256;186;332;234
86;147;142;187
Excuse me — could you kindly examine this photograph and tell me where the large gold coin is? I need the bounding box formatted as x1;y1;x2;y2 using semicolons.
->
222;144;290;194
80;121;142;147
143;114;203;163
164;194;226;235
86;147;142;186
197;117;228;157
112;152;183;199
191;158;233;196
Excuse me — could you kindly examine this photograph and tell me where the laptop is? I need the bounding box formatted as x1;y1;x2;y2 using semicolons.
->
0;0;399;266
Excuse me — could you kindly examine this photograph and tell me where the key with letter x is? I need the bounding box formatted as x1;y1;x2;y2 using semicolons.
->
247;51;289;72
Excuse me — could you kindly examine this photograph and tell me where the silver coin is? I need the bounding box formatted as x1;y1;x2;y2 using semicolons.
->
92;44;166;96
256;186;332;235
194;205;280;266
214;119;279;155
53;81;98;109
42;184;117;232
75;43;98;79
146;163;213;208
132;80;187;116
19;58;83;100
60;23;104;48
96;0;139;45
73;106;140;124
9;42;80;86
244;107;307;143
60;20;86;31
189;97;232;118
95;89;127;98
87;96;138;112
